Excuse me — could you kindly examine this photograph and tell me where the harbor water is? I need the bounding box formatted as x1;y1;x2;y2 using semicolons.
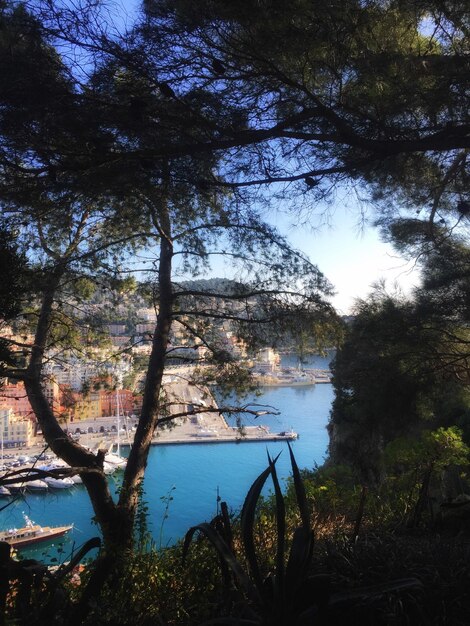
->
1;354;333;561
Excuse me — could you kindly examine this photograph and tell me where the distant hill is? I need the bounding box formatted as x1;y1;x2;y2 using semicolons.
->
177;277;249;295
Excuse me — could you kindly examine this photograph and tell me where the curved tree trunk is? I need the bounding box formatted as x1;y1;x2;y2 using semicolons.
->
117;197;174;542
74;197;175;620
24;268;122;546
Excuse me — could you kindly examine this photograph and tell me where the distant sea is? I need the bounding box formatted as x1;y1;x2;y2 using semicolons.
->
1;353;334;561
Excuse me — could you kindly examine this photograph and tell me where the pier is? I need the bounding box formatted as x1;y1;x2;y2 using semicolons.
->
129;377;297;447
141;376;295;445
149;426;297;446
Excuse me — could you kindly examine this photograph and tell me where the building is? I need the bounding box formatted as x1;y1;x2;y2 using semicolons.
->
255;348;280;372
137;308;157;323
0;408;34;448
43;355;132;391
225;332;248;358
0;382;33;417
100;389;141;417
135;323;154;334
42;376;61;414
110;335;132;348
1;378;64;418
107;323;127;335
69;390;102;422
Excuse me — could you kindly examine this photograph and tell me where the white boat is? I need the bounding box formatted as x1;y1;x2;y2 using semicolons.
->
38;460;63;469
102;461;116;475
16;455;32;464
278;429;298;440
25;479;49;492
105;452;127;469
0;514;73;548
44;476;75;489
39;462;83;484
0;485;11;497
7;482;25;493
106;383;128;470
11;472;49;492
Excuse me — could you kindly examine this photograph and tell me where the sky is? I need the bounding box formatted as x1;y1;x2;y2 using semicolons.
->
269;203;421;315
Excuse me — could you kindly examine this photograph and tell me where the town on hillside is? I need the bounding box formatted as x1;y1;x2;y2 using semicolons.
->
1;281;332;450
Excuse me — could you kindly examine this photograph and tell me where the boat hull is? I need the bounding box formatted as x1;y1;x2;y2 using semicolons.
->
44;477;75;489
0;525;73;548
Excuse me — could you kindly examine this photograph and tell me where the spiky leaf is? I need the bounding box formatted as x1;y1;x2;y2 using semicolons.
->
183;522;260;604
240;453;280;598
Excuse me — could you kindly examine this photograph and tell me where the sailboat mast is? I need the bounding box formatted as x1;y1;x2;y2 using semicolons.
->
116;386;120;457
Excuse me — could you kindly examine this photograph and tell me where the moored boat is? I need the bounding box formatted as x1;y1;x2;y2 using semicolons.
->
44;476;75;489
7;482;26;493
105;452;127;469
0;485;11;497
105;384;128;470
25;479;49;492
278;428;298;440
1;472;49;492
13;472;49;492
0;514;73;548
39;463;82;484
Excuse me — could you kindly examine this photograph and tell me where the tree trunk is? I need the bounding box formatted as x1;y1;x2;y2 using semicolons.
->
20;198;175;621
24;269;120;545
21;267;130;622
118;197;174;537
408;463;434;528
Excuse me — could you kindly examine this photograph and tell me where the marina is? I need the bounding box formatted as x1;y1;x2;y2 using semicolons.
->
1;356;332;557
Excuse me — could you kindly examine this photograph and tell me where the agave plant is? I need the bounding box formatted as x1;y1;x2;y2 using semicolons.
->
184;443;328;625
183;443;423;626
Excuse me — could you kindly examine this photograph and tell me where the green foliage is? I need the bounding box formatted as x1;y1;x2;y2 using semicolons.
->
182;446;422;625
135;480;153;552
3;537;101;625
329;285;470;482
0;227;27;319
147;0;467;224
108;276;138;296
73;278;96;300
77;524;470;626
0;226;29;371
80;540;226;625
385;427;470;474
194;362;260;401
158;484;176;550
59;449;470;625
284;464;362;525
183;446;319;625
286;432;470;533
1;0;467;612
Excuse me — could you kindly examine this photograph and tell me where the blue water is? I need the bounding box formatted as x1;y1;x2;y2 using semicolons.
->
1;354;333;561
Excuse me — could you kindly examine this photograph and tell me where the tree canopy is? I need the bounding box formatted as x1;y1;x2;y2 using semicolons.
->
329;252;470;483
1;0;467;213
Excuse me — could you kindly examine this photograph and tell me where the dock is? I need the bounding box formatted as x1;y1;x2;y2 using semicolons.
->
253;368;331;386
144;378;297;446
149;425;297;446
